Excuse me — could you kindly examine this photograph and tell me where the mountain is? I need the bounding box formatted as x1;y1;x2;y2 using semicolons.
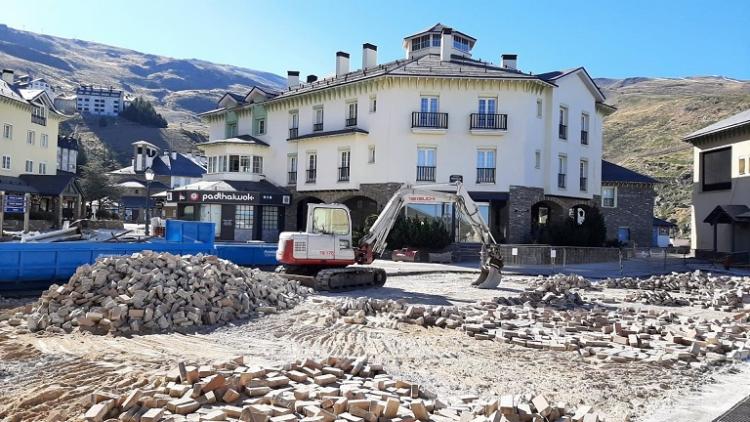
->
0;23;284;162
597;76;750;234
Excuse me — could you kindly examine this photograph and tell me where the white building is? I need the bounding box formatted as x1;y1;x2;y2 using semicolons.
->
75;85;125;116
197;24;619;244
57;135;79;174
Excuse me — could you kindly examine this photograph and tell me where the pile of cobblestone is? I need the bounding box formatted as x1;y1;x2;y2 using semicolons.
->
12;252;312;335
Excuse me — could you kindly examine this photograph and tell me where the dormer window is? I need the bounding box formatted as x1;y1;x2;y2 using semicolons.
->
412;35;432;51
453;36;470;52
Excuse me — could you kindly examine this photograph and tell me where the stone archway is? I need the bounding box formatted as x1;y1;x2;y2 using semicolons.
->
340;195;378;232
296;196;324;231
530;200;563;243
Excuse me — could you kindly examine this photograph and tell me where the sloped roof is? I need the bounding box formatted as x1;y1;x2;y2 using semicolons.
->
224;180;290;195
684;109;750;143
601;160;659;184
653;217;677;227
403;23;476;42
536;67;606;103
18;173;79;196
0;175;37;193
198;135;270;147
703;204;750;224
290;128;368;141
150;153;206;178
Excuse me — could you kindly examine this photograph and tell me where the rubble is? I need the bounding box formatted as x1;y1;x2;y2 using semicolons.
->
17;251;312;335
622;290;691;307
85;355;603;422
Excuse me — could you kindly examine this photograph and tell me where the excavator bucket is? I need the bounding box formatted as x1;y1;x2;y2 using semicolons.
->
472;264;502;289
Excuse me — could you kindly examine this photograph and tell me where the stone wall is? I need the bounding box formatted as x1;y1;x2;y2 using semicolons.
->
600;183;655;247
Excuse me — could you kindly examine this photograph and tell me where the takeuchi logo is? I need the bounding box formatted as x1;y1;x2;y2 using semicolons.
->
201;192;255;202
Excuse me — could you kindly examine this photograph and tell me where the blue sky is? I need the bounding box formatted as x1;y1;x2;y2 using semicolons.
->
2;0;749;79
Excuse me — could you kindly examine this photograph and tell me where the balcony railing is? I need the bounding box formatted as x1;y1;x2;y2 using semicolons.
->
580;177;588;192
31;115;47;126
580;130;588;145
338;166;350;182
559;124;568;140
416;166;436;182
470;113;508;130
345;117;357;127
288;171;297;185
558;173;566;189
306;169;317;183
289;128;298;139
476;168;496;184
313;123;324;132
412;112;448;129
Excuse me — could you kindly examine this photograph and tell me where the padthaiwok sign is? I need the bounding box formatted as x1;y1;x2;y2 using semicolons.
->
167;190;291;206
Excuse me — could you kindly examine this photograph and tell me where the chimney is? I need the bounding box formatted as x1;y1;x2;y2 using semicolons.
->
440;28;453;62
287;71;300;88
171;151;177;160
362;43;377;69
501;54;517;70
306;74;318;83
336;51;350;76
1;69;14;84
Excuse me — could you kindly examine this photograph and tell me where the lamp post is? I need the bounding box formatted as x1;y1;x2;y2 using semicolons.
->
144;168;154;237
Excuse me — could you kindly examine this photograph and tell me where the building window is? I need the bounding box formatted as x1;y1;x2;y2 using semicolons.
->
229;155;241;172
412;34;431;51
476;149;496;184
287;154;297;184
453;35;470;52
313;106;324;132
27;130;35;145
25;160;33;173
534;150;541;169
581;113;589;145
739;156;746;175
207;156;215;173
41;134;48;148
239;155;250;172
557;154;567;189
39;162;46;175
339;150;351;182
701;147;731;191
536;99;542;118
306;153;317;183
579;159;588;192
368;145;376;164
558;106;568;140
417;147;436;182
346;102;358;126
262;207;279;231
369;95;377;113
431;34;441;47
289;110;299;138
2;124;11;139
256;118;266;135
252;156;263;174
219;155;227;172
235;205;255;230
602;186;617;208
1;155;10;170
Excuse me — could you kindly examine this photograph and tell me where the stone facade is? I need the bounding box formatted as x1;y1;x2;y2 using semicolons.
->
599;183;655;247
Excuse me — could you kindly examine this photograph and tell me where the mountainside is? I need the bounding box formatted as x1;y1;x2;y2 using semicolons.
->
597;76;750;235
0;24;284;163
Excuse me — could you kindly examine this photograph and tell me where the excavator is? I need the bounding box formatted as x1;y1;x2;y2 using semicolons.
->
276;182;503;291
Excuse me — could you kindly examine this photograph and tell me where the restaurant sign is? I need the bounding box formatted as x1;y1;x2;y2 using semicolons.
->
167;190;290;206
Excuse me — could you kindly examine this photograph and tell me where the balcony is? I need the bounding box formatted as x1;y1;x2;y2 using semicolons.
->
581;130;588;145
345;117;357;127
558;124;568;140
469;114;508;134
558;173;566;189
416;166;436;182
580;177;588;192
476;168;496;184
31;115;47;126
288;171;297;185
289;128;299;139
306;169;317;183
313;123;324;132
338;166;350;182
411;112;448;133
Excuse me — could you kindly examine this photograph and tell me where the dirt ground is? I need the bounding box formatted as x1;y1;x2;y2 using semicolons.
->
0;273;747;422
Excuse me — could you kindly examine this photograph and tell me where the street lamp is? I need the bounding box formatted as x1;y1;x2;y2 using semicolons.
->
144;167;154;237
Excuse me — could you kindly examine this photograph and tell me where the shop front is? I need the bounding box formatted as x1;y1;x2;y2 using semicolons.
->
170;182;291;242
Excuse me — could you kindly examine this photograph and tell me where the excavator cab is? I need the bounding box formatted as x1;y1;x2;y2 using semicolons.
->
277;204;355;266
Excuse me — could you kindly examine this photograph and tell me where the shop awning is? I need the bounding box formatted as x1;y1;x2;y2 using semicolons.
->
168;179;291;206
468;191;509;202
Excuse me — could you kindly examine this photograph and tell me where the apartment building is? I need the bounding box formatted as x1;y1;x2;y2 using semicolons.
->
57;135;79;174
75;85;126;116
685;109;750;258
197;24;656;244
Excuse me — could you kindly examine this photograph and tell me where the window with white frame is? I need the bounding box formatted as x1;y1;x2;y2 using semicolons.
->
369;95;377;113
416;147;436;182
476;149;496;184
739;156;747;175
368;145;375;163
27;130;35;145
535;150;541;169
339;150;351;181
1;155;10;170
602;186;617;208
453;35;470;52
314;106;324;124
559;106;568;140
256;118;266;135
287;154;298;184
25;160;33;173
41;134;48;148
346;101;358;126
420;96;439;113
306;152;317;183
39;162;47;175
2;124;11;139
240;155;251;172
557;154;567;189
579;159;588;191
252;156;263;174
218;155;227;172
536;99;542;118
411;34;431;51
581;113;589;145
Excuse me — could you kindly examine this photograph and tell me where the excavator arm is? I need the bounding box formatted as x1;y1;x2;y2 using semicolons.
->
355;182;503;289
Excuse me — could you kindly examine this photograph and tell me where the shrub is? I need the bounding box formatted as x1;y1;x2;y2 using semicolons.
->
547;207;607;247
121;97;168;128
354;214;452;251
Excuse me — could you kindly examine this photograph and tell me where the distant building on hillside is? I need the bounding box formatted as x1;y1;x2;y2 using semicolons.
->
75;85;127;116
13;75;56;99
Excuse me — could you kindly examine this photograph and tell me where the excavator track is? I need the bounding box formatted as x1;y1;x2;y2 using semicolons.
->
276;266;387;292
